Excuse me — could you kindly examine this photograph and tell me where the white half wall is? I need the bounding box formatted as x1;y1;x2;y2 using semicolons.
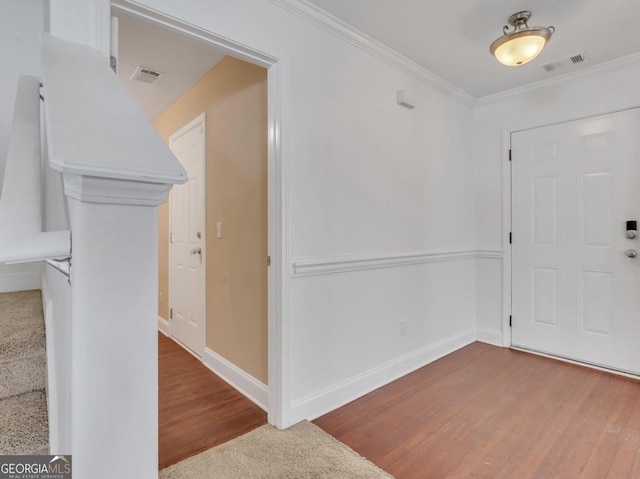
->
41;265;72;454
474;55;640;345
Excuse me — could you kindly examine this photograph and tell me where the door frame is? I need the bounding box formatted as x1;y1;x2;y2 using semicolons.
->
501;128;512;347
110;0;291;429
168;112;207;357
504;105;640;353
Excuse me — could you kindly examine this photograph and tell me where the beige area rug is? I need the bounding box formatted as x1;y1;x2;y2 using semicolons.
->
160;420;395;479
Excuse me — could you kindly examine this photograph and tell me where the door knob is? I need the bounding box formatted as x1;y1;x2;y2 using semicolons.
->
626;249;637;258
190;247;202;255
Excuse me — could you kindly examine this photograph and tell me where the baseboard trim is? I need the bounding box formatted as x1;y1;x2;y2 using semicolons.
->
476;327;503;347
202;348;268;412
40;272;58;454
290;328;476;423
0;269;41;293
158;316;169;337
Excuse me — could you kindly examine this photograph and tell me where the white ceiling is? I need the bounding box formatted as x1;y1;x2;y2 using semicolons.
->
115;2;640;105
305;0;640;99
116;13;226;120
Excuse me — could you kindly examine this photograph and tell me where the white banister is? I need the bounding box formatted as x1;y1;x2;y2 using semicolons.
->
42;35;186;187
0;231;70;264
0;75;70;264
42;33;186;479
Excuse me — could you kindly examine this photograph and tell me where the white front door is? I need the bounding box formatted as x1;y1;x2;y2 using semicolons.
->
169;113;206;356
511;108;640;374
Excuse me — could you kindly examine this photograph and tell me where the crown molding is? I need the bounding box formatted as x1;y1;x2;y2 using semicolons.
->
476;52;640;107
268;0;476;108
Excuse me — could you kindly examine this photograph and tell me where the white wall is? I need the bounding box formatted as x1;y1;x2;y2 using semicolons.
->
130;0;477;423
474;55;640;343
0;0;45;291
0;0;44;193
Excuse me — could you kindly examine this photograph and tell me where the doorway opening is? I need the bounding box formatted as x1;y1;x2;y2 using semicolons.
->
112;2;286;438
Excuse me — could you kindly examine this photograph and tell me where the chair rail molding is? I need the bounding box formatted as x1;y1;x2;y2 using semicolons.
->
292;248;501;277
476;249;503;260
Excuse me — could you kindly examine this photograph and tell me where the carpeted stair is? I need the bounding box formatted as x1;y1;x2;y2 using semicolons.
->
0;290;49;454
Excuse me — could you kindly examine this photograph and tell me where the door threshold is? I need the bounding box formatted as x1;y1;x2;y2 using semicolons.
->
169;335;202;360
511;345;640;381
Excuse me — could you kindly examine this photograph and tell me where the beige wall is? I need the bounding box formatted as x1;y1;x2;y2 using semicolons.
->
155;56;268;384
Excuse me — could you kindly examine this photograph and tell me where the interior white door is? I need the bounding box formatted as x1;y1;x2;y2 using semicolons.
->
511;108;640;374
169;113;206;356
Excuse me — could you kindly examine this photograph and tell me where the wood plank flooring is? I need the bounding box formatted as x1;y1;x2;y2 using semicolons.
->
314;342;640;479
158;334;267;469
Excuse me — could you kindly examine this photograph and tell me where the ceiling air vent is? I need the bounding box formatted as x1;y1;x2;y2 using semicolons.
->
570;53;587;64
542;51;588;73
130;66;164;84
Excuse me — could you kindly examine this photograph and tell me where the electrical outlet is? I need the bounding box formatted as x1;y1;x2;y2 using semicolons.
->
400;318;408;336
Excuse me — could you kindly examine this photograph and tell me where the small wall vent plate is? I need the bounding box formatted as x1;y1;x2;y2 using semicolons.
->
396;90;416;109
130;66;164;84
542;51;588;73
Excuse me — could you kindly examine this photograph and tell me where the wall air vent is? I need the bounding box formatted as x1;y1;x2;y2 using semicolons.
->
542;51;588;73
130;66;164;84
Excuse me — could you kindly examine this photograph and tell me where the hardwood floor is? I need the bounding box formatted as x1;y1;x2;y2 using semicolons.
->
158;336;640;476
314;342;640;479
158;334;267;469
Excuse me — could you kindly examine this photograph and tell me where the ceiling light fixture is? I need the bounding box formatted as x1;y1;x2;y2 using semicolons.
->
490;11;555;66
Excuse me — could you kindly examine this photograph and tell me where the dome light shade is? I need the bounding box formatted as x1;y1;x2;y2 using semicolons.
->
490;11;555;66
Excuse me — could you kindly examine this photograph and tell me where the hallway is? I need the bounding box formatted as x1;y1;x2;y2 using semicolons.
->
159;334;267;469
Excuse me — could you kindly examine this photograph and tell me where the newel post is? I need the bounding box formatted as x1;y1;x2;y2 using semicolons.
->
65;178;171;478
42;33;187;478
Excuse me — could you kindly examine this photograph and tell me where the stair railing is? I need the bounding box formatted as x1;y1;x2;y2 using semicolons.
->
0;32;186;479
0;75;70;266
